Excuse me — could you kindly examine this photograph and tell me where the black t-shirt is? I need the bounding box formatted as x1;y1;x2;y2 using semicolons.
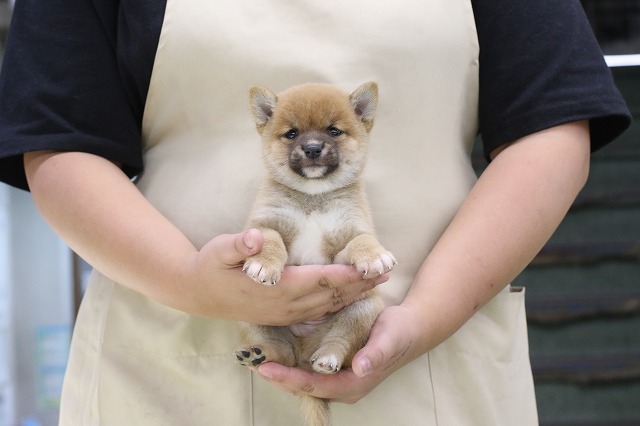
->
0;0;631;190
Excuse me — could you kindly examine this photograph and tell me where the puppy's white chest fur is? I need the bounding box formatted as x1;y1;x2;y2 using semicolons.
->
288;207;344;265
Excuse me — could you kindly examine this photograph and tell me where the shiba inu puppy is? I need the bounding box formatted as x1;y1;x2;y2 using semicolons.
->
235;82;396;426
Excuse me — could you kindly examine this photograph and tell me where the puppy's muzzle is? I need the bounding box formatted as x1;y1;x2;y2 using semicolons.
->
303;141;324;159
289;132;340;178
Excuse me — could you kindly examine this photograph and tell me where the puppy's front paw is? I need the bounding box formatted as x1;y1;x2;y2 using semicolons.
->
243;255;284;285
336;235;397;278
355;250;397;278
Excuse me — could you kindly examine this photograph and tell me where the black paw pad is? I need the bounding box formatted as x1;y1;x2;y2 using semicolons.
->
235;346;267;367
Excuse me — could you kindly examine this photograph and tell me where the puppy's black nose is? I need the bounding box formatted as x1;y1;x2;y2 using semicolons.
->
303;142;323;159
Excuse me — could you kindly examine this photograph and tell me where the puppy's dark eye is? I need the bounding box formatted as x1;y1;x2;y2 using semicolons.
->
328;127;343;137
284;129;298;140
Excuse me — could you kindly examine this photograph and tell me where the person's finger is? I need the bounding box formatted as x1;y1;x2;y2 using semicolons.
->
210;229;264;268
257;362;349;397
256;362;310;394
282;264;359;290
340;272;390;302
256;362;371;404
282;264;389;299
276;271;389;322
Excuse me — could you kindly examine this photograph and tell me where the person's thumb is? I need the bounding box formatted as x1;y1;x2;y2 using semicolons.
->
212;228;264;267
351;323;394;378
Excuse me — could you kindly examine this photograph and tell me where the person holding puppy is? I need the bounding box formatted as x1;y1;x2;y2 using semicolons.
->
0;0;630;425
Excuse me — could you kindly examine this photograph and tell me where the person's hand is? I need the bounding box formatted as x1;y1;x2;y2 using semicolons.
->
184;229;391;325
254;304;425;403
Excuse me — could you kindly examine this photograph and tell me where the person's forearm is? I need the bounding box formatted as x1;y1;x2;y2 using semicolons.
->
404;121;590;351
24;151;201;309
23;151;383;324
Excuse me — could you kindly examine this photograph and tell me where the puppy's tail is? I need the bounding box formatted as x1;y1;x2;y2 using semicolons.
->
300;395;331;426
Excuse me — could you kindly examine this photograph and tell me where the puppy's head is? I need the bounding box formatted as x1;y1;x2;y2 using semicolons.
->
249;82;378;194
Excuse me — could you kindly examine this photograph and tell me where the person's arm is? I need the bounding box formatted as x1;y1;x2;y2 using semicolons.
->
256;120;590;401
24;150;387;324
400;120;589;349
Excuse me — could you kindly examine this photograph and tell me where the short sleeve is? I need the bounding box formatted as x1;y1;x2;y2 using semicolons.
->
0;0;164;190
472;0;632;159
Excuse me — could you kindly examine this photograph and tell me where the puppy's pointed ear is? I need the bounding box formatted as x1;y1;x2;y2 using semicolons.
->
249;86;278;132
350;81;378;130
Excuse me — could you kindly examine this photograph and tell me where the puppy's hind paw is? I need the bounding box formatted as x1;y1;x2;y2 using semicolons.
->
235;346;267;367
311;353;341;374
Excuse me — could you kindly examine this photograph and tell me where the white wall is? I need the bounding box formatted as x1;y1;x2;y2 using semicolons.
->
0;184;15;426
1;184;74;426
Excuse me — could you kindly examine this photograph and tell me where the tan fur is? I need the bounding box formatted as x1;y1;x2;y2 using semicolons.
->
235;82;395;426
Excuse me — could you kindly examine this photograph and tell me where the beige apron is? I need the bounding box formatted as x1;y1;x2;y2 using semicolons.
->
60;1;538;424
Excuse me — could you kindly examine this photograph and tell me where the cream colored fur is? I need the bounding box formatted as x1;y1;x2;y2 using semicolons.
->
235;82;395;426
